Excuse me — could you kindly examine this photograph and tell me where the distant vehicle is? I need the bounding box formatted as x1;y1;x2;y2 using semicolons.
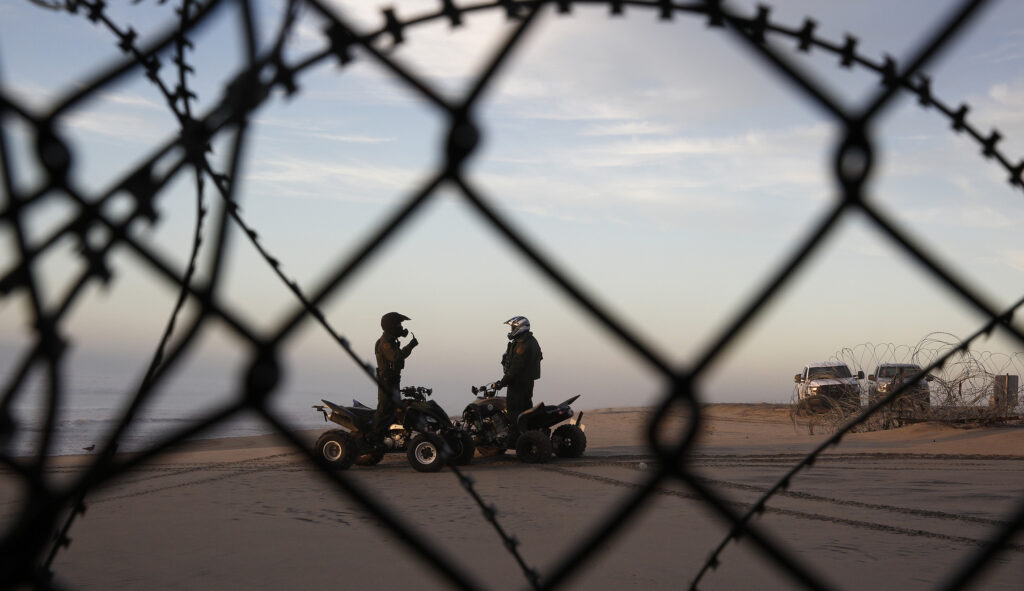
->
867;363;933;409
794;362;863;409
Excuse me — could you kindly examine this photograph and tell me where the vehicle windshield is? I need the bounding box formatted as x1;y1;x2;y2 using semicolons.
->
878;365;920;378
808;366;851;379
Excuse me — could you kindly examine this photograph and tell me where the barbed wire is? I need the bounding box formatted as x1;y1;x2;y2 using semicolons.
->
791;332;1024;434
3;0;1024;590
5;0;543;587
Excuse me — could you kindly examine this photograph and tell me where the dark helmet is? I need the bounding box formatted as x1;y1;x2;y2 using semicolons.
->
381;312;410;337
505;315;530;340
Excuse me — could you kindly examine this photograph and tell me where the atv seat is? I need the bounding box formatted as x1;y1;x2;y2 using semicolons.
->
350;407;376;420
321;398;377;420
348;399;377;419
518;398;575;431
517;402;547;430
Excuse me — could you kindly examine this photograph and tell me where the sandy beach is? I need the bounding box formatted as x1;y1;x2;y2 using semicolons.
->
4;404;1023;590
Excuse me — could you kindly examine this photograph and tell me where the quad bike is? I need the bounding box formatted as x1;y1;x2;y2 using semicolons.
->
312;385;474;473
458;382;586;463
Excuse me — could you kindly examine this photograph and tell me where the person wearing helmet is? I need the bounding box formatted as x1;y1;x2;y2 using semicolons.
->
372;312;419;442
495;315;543;444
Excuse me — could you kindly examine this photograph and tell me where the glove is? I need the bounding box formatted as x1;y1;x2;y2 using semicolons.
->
407;332;419;348
494;379;505;390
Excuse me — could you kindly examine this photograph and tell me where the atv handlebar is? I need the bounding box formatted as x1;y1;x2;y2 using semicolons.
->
400;385;432;401
470;383;500;397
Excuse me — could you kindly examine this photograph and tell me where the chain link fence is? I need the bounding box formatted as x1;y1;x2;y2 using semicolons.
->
2;1;1024;589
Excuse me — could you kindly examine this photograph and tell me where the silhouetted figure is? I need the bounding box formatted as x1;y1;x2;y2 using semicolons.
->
495;315;542;444
372;312;418;443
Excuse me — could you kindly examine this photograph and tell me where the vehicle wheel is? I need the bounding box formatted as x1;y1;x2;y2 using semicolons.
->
354;446;385;466
551;424;587;458
407;434;446;473
476;445;506;458
445;430;475;466
314;430;355;470
515;430;552;463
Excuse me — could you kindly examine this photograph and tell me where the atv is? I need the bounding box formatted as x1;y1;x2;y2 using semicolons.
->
459;382;586;463
312;385;474;473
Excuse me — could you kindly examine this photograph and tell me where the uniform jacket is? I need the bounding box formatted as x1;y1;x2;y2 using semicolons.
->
501;331;542;384
375;332;416;384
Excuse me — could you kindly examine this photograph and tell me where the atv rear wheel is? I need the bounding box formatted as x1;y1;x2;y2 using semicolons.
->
552;424;587;458
408;434;446;473
445;430;475;466
516;430;552;463
315;430;355;470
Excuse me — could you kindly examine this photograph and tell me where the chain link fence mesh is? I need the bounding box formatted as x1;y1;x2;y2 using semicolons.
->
2;0;1024;589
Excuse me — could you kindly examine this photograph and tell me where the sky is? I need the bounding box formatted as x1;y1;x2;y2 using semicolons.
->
2;0;1024;428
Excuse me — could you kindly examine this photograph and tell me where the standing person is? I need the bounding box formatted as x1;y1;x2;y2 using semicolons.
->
495;315;542;444
372;312;418;443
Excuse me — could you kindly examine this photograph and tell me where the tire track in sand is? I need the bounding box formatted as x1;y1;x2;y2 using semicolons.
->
539;464;1024;552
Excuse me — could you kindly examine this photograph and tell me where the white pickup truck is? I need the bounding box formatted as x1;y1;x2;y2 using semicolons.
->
794;361;863;406
867;363;933;408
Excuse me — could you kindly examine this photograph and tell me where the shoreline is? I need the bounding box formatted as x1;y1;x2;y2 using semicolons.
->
28;402;1024;464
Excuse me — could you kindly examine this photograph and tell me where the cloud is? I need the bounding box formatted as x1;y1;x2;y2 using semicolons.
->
311;133;396;144
97;91;162;110
969;26;1024;64
572;123;833;182
947;78;1024;157
5;82;62;115
247;153;419;199
577;121;676;137
63;109;165;143
253;3;1022;234
313;0;519;95
985;80;1024;135
473;138;819;218
995;249;1024;273
910;204;1017;229
5;84;168;142
248;113;400;146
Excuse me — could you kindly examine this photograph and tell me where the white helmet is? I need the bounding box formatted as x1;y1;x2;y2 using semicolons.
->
505;315;530;339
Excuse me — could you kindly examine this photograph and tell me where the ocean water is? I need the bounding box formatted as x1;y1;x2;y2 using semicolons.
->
5;402;332;458
0;360;360;457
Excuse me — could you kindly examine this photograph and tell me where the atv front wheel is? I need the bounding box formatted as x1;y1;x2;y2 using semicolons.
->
407;434;446;473
516;430;552;463
315;430;355;470
552;424;587;458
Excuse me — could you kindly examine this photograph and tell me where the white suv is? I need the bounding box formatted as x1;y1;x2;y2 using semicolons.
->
794;362;863;406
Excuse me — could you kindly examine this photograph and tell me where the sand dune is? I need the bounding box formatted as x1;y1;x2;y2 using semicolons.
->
3;404;1022;590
